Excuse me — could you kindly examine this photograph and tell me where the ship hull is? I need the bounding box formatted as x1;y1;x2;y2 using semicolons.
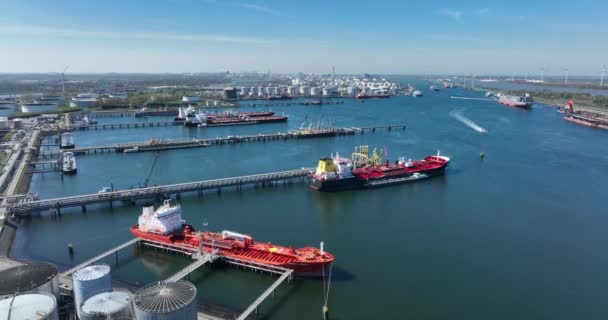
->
60;144;75;149
184;121;200;127
62;169;77;175
308;175;364;191
130;226;332;277
499;98;533;109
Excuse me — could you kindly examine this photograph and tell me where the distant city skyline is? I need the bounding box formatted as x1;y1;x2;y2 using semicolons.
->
1;0;606;75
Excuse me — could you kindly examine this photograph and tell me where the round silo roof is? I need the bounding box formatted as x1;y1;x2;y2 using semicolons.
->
134;281;196;313
81;291;131;315
73;264;111;281
0;262;58;296
0;294;56;319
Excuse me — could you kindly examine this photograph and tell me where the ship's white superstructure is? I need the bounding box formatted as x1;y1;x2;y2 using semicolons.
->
137;200;183;235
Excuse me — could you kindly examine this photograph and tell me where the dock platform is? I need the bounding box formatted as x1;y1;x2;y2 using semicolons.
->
6;168;312;215
38;125;406;159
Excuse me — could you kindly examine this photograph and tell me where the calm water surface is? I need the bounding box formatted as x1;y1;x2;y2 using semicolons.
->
12;78;608;319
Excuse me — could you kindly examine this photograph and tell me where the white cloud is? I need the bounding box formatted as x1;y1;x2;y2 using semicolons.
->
472;8;490;15
0;25;271;44
238;2;281;15
440;10;463;20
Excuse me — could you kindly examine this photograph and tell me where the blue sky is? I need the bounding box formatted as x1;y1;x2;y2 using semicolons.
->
0;0;606;75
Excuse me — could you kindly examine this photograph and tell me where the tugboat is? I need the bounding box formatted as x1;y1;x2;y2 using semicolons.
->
62;152;77;175
308;146;450;191
130;200;334;277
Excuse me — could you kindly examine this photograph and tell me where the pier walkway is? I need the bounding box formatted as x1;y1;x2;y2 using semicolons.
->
38;125;406;158
166;249;219;282
6;169;311;215
61;238;140;277
236;269;293;320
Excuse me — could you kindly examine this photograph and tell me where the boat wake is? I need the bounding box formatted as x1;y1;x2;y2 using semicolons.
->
449;109;488;134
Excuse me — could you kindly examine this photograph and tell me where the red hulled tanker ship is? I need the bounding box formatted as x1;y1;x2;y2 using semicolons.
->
130;200;334;276
498;93;534;109
202;111;288;125
308;146;450;191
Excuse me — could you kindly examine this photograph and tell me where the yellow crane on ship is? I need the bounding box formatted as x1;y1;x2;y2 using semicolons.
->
351;145;382;168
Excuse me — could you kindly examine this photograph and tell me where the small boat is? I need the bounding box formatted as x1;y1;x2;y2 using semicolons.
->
98;187;112;193
62;152;77;175
430;86;440;91
123;146;139;153
412;90;423;97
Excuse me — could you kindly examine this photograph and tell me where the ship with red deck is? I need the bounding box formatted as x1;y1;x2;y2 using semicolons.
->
498;93;534;109
308;146;450;191
202;112;287;125
130;200;334;277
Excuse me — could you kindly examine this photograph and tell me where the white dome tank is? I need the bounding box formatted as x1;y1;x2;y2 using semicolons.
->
310;87;321;96
133;280;197;320
80;290;132;320
72;264;112;320
0;293;58;320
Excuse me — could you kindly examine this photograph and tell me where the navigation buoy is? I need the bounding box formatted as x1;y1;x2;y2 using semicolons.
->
480;152;485;159
68;243;74;255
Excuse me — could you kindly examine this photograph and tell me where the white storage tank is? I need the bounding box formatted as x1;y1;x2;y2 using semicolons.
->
299;85;310;96
133;280;197;320
73;264;112;319
20;103;59;113
310;87;321;96
0;293;58;320
347;86;360;95
182;96;201;103
80;290;133;320
70;97;99;108
323;87;338;96
0;262;59;300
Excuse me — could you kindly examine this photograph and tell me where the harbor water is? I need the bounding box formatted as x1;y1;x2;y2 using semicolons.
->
11;78;608;319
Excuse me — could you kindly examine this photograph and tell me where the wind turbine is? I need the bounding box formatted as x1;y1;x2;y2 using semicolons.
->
562;68;569;85
55;66;69;96
540;67;545;82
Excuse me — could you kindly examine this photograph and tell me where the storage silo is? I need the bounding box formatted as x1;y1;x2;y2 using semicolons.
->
323;87;338;96
80;290;133;320
310;87;321;96
347;86;360;96
133;280;197;320
73;264;112;319
0;293;58;320
299;85;310;96
0;262;59;300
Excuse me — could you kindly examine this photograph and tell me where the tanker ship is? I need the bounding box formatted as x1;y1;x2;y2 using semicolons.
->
130;200;334;276
498;93;534;109
308;146;450;191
